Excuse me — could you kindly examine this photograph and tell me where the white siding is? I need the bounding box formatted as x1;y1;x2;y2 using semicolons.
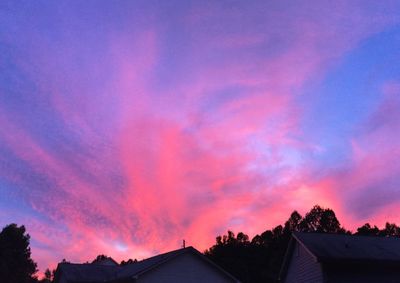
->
138;252;237;283
284;242;323;283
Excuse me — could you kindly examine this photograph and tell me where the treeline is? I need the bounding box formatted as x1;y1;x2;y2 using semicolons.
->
205;205;400;282
2;205;400;283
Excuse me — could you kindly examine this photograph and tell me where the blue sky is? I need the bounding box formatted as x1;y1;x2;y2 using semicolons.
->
0;0;400;274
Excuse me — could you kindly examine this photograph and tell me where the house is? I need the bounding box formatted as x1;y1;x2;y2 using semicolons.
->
92;256;119;266
279;232;400;283
54;246;241;283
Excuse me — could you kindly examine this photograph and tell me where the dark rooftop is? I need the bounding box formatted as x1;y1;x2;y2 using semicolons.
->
55;263;120;282
294;232;400;263
116;245;190;279
55;246;239;283
56;247;190;282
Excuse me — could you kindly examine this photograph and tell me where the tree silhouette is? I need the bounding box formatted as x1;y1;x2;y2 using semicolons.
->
205;230;262;282
299;205;345;233
382;222;400;237
91;254;117;265
44;269;52;280
355;223;380;236
3;205;400;283
284;211;302;233
0;224;37;283
120;258;138;265
38;268;53;283
206;205;348;283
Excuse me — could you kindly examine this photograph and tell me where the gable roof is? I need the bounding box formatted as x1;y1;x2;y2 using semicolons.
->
279;232;400;281
55;246;240;283
293;232;400;263
116;246;191;279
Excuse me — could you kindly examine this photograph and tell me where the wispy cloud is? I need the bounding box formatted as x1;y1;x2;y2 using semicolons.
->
0;0;399;274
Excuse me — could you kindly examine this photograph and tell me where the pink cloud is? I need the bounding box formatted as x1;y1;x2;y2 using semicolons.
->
296;82;400;230
1;1;400;277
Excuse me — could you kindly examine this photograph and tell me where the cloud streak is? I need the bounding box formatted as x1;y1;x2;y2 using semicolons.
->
0;0;399;274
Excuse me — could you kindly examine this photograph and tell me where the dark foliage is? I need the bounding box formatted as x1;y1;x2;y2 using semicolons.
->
4;205;400;283
299;205;345;233
355;223;380;236
205;205;400;283
91;254;117;264
355;222;400;237
38;268;55;283
0;223;38;283
120;258;138;265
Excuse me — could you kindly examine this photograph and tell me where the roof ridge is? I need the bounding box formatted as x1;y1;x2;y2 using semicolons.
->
294;231;400;239
55;246;241;283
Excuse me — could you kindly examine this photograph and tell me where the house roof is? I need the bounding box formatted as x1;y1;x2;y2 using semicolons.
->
116;246;191;279
55;246;240;283
55;263;121;283
279;232;400;281
293;232;400;263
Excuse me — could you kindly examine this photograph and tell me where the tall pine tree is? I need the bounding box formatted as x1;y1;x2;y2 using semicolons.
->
0;224;37;283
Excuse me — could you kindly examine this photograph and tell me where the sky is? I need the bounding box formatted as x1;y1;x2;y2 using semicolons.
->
1;0;400;274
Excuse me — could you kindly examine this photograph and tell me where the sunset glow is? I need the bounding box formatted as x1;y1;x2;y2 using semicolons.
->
1;1;400;273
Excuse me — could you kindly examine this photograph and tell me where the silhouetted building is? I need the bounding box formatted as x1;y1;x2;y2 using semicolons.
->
280;232;400;283
54;246;240;283
94;257;119;266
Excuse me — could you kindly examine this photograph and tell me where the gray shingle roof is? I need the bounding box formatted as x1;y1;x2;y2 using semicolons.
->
56;248;188;283
56;263;121;282
294;232;400;263
116;246;189;279
55;246;240;283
